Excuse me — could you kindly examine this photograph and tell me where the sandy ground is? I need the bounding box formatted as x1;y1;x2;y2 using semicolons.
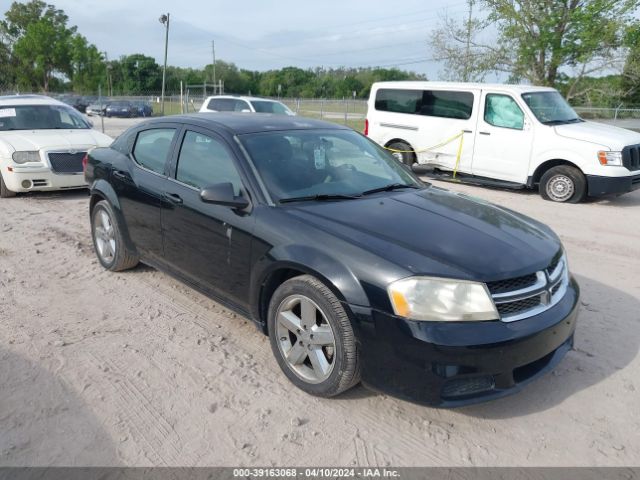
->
0;118;639;467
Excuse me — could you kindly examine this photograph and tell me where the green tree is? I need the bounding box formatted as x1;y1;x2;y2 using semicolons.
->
621;24;640;105
1;0;78;91
70;34;105;93
484;0;639;97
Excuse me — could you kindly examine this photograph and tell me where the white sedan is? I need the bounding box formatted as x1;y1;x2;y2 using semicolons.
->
0;95;113;198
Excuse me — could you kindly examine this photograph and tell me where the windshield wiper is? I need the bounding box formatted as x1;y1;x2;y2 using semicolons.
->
542;118;582;125
279;193;362;204
360;183;420;196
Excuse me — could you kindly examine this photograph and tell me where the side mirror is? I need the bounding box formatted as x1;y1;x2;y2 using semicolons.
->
200;182;249;209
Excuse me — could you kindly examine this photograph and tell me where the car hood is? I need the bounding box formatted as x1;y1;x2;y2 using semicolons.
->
554;121;640;150
286;187;561;282
0;129;112;152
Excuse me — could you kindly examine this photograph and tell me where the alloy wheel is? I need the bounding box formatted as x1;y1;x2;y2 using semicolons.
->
275;294;336;384
94;209;116;263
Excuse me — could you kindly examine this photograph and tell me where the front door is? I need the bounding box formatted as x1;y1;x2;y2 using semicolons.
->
471;92;534;183
161;128;255;310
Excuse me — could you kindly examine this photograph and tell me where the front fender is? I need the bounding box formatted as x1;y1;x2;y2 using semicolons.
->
249;244;371;326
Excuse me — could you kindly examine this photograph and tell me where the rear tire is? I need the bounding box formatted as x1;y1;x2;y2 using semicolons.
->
267;275;360;397
0;172;16;198
386;141;416;168
540;165;586;203
91;200;138;271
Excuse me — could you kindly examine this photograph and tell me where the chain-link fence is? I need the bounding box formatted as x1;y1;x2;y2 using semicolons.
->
1;87;639;131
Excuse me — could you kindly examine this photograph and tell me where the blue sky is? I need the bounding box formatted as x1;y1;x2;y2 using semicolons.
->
0;0;486;78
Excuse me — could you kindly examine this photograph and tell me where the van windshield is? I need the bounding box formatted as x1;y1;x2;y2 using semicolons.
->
521;91;582;125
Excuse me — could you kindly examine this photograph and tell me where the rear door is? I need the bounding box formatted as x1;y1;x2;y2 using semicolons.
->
161;127;255;309
113;125;179;261
372;87;479;173
470;91;534;183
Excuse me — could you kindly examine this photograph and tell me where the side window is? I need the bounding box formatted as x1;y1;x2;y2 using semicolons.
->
176;131;243;195
419;90;474;119
484;94;524;130
208;98;237;111
375;88;474;119
234;101;251;112
132;128;176;174
375;89;422;114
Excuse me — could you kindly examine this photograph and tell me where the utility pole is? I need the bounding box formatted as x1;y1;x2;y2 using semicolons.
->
464;0;474;82
212;40;216;94
159;13;170;115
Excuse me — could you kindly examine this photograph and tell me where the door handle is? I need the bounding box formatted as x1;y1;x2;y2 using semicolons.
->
463;129;473;133
113;170;129;180
479;131;491;136
164;192;183;205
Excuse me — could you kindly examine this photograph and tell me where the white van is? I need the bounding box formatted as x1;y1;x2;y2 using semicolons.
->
365;81;640;202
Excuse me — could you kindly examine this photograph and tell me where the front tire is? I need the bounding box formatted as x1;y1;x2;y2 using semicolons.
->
0;172;16;198
540;165;586;203
386;141;416;168
268;275;360;397
91;200;138;271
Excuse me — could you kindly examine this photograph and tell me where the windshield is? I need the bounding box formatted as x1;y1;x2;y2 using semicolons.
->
251;100;292;115
521;91;581;125
240;129;422;202
0;104;91;131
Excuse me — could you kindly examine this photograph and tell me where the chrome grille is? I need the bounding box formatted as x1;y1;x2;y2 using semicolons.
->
48;151;86;174
490;255;569;322
487;273;538;295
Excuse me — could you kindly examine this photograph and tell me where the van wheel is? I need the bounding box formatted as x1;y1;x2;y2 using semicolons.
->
0;172;16;198
268;275;360;397
386;141;416;168
540;166;586;203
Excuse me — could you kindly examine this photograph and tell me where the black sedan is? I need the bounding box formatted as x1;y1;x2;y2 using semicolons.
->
105;100;136;118
84;113;579;406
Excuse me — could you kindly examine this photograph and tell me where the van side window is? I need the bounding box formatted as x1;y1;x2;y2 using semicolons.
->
375;89;422;114
419;91;474;120
375;89;474;120
484;95;524;130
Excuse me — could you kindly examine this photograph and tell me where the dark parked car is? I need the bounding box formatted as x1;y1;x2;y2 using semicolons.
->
132;100;153;117
105;100;136;118
84;114;579;406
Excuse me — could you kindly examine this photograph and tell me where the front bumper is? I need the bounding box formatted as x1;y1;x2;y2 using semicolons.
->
350;277;579;407
586;173;640;196
2;166;86;193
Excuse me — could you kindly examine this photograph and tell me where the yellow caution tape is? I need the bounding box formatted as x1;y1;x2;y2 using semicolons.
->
383;130;466;179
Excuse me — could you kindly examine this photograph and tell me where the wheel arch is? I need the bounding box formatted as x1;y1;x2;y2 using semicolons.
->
89;179;137;253
251;252;369;336
528;159;584;187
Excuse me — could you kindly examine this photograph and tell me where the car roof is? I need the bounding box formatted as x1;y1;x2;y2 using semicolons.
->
370;81;558;94
137;113;349;135
0;94;68;106
203;95;285;103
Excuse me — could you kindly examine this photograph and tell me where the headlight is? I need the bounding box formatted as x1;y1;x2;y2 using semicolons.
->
12;151;40;164
598;151;622;166
387;276;498;322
